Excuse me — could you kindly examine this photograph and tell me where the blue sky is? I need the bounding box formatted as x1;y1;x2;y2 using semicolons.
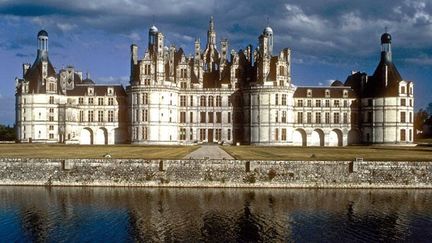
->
1;0;432;125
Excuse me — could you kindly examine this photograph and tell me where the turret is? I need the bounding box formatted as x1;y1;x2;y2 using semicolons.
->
381;32;392;62
37;30;48;59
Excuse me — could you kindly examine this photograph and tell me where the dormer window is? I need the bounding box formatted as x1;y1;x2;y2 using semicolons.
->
108;87;113;95
307;89;312;97
325;89;330;97
400;86;406;94
343;90;348;98
88;87;94;95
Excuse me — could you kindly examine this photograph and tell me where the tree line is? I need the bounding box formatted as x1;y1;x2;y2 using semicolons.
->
0;124;15;141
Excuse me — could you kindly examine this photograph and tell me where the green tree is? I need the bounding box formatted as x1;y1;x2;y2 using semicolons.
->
414;109;429;137
0;124;16;141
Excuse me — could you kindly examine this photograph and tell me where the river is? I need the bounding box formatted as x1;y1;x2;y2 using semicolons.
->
0;187;431;242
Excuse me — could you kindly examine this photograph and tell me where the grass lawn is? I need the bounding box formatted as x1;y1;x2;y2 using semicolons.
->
222;146;432;161
0;144;199;159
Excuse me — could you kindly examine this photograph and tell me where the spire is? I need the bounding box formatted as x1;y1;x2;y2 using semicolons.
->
207;16;216;47
209;16;214;32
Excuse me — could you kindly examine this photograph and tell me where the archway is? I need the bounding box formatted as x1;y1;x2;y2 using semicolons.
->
309;129;324;146
79;128;93;145
348;129;361;145
95;127;108;145
292;129;307;146
329;129;343;146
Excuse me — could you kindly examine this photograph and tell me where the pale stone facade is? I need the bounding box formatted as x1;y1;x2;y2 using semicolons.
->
15;18;414;146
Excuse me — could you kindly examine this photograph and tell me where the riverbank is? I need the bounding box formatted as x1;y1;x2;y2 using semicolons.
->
0;158;431;188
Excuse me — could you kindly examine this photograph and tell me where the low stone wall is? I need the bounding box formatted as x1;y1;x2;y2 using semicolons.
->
0;158;431;188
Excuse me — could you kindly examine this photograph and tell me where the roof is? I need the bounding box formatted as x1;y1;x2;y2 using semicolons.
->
24;56;57;94
294;86;356;98
38;30;48;37
66;85;127;97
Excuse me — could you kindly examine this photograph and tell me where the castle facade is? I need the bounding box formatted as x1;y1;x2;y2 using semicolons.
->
15;18;414;146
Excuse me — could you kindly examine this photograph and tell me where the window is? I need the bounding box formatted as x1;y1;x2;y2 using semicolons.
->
208;96;214;107
409;112;412;123
49;108;54;113
325;112;330;124
49;133;54;139
200;129;206;141
282;94;287;105
228;112;231;123
343;113;348;123
180;68;187;78
144;64;151;75
216;96;222;107
401;129;406;141
144;78;150;85
79;111;84;122
142;127;148;140
79;97;84;105
180;128;186;140
49;125;54;131
325;100;330;107
143;109;148;122
315;112;321;124
216;112;222;123
189;112;193;123
297;100;303;107
180;112;186;123
334;100;340;107
143;93;148;105
181;82;187;89
190;128;193;140
190;96;194;106
208;112;214;123
368;99;373;106
49;96;54;104
200;96;206;107
401;112;406;123
307;112;312;123
88;97;94;105
180;96;186;107
307;100;312;107
228;95;232;107
282;111;287;123
275;111;279;122
316;100;321;107
297;112;303;123
108;98;114;105
325;90;330;97
279;66;285;76
49;116;54;122
409;99;413;107
88;111;94;122
98;98;104;106
334;112;340;124
275;128;279;141
275;94;279;105
98;111;104;122
215;129;222;141
367;111;372;123
200;112;206;123
343;100;348;107
401;86;406;94
282;128;287;141
108;111;114;122
401;99;406;106
227;129;231;140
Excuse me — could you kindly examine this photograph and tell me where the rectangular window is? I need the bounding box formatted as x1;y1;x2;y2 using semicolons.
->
325;100;330;107
282;94;287;105
409;99;412;107
215;129;222;141
409;112;412;123
190;128;193;140
228;112;231;123
334;100;340;107
297;112;303;123
49;116;54;122
307;100;312;107
275;111;279;123
98;111;104;122
208;112;214;123
181;82;187;88
401;129;406;141
88;111;94;122
88;97;93;105
227;129;231;140
325;112;330;124
282;128;287;141
275;94;279;105
344;100;348;107
208;96;214;107
180;128;186;141
307;112;312;123
108;98;114;105
368;99;373;106
98;98;104;106
343;112;348;123
401;112;406;123
180;112;186;123
190;96;194;106
143;93;148;105
180;96;186;107
316;100;321;107
79;110;84;122
49;125;54;131
79;97;84;105
143;109;148;122
282;111;287;123
297;100;303;107
142;127;148;140
108;111;114;122
401;99;406;106
216;112;222;123
189;112;193;123
367;111;373;123
49;133;54;139
275;128;279;141
200;129;206;141
200;112;206;123
334;112;340;124
315;112;321;124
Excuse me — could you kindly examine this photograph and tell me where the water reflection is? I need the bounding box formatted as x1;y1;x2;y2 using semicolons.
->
0;187;431;242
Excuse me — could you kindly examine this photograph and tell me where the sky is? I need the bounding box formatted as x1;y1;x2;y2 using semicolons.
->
0;0;432;125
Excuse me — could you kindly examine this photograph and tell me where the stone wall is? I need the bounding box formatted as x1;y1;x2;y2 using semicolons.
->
0;158;431;188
